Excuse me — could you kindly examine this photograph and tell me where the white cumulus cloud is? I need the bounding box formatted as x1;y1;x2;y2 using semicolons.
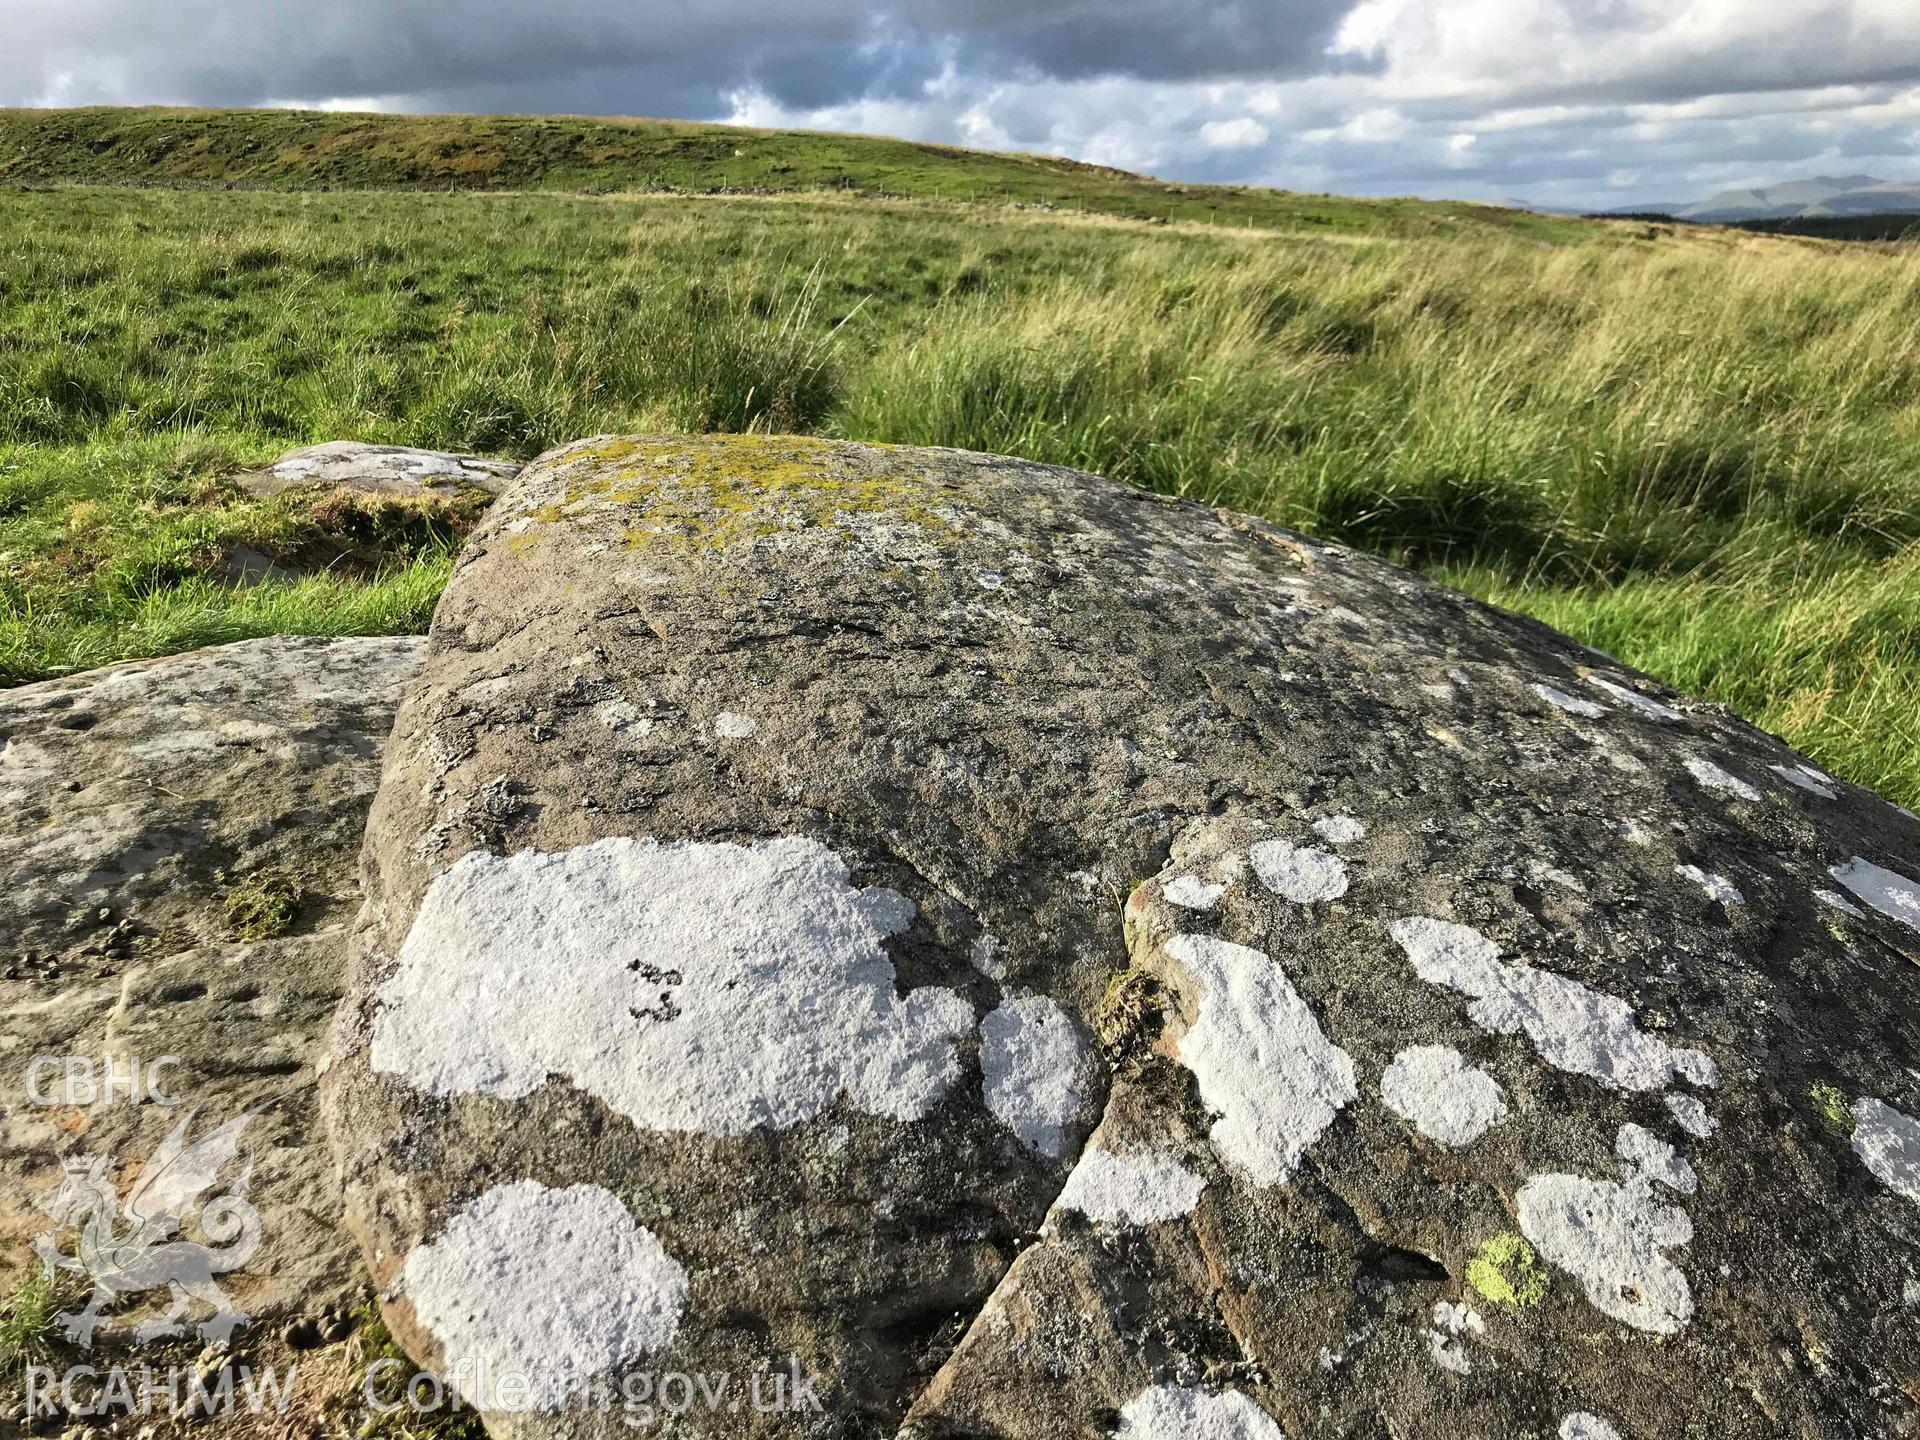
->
1199;116;1270;149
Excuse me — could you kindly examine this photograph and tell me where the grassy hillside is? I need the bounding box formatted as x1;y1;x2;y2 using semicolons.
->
1;177;1916;804
0;106;1585;239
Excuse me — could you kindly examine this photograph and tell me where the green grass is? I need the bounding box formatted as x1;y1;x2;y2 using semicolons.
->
221;865;304;940
344;1299;488;1439
0;1266;83;1382
0;106;1587;241
2;177;1917;804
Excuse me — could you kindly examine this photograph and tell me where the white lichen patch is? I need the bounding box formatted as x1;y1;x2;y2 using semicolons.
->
980;993;1091;1158
1852;1098;1920;1202
1054;1147;1206;1225
1311;813;1367;845
371;835;974;1135
1686;757;1761;802
1518;1166;1694;1334
1164;873;1228;911
1116;1384;1284;1440
1601;746;1647;776
1317;1319;1374;1374
1381;1045;1507;1147
1389;917;1716;1093
1665;1093;1715;1138
713;711;758;739
1425;1299;1484;1375
1586;676;1682;722
969;931;1007;980
1617;1122;1698;1193
1829;856;1920;934
1617;818;1657;847
592;699;652;735
1773;763;1837;799
1817;888;1867;919
1527;860;1587;894
1249;840;1350;903
1560;1414;1624;1440
403;1181;687;1412
1675;864;1743;905
1533;683;1608;720
1165;933;1358;1187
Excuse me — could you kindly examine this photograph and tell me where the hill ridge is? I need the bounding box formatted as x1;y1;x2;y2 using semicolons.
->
0;105;1584;239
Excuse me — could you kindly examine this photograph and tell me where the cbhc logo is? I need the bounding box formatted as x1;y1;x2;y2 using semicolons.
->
25;1055;183;1106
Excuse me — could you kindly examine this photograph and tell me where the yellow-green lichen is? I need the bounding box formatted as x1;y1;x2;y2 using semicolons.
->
1467;1232;1548;1308
524;433;964;554
1810;1081;1853;1136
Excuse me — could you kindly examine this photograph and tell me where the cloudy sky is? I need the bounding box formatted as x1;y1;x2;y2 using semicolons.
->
5;0;1919;208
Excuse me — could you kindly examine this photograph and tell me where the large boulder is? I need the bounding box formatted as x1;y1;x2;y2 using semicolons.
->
0;636;422;1342
323;435;1920;1440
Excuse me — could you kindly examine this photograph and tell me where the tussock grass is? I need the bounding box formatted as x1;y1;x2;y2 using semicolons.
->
842;238;1920;583
2;185;1916;803
0;1266;84;1380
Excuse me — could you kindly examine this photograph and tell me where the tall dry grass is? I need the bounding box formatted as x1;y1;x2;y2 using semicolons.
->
3;187;1916;798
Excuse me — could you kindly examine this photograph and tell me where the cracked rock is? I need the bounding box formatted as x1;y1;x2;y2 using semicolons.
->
1;636;421;1344
322;435;1920;1439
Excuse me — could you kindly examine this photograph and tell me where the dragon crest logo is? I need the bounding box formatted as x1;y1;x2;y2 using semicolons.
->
30;1105;266;1348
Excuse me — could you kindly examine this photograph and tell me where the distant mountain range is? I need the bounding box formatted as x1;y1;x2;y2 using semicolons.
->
1597;175;1920;223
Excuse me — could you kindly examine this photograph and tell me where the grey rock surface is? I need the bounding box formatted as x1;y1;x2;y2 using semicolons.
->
323;435;1920;1439
236;440;520;499
1;634;423;958
1;635;422;1338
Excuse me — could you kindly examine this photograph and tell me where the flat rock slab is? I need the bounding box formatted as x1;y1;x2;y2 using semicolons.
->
0;636;422;1340
323;435;1920;1439
237;441;521;499
1;634;424;958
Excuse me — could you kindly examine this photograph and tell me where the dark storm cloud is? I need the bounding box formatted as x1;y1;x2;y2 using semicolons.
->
0;0;1363;113
4;0;1919;207
934;0;1367;84
741;32;946;111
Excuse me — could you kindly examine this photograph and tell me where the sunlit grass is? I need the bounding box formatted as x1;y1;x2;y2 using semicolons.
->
3;184;1916;802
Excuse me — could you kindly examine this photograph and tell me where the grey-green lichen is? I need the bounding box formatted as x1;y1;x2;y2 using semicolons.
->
520;434;966;554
